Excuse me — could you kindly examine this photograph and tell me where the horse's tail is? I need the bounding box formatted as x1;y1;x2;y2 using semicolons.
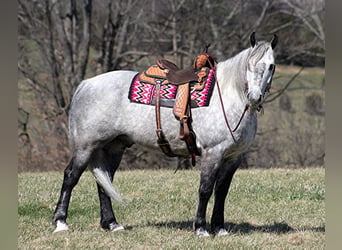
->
91;167;123;203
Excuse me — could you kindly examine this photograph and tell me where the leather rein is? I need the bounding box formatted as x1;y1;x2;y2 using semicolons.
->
215;76;249;143
212;66;267;144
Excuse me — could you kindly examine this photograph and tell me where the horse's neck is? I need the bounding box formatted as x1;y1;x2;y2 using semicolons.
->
215;49;250;107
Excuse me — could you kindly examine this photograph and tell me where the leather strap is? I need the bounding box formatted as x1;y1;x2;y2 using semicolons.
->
155;80;175;157
179;111;201;166
155;80;200;164
179;118;190;140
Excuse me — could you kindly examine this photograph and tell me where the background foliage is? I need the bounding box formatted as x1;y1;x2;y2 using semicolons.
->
17;0;325;171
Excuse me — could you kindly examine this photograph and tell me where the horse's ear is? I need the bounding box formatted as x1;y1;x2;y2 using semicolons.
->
271;34;278;49
250;32;256;47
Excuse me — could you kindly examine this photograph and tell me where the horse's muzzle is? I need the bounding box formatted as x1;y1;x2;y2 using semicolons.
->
247;91;263;107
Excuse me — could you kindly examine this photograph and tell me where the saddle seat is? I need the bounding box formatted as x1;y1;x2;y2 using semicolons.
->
156;59;198;85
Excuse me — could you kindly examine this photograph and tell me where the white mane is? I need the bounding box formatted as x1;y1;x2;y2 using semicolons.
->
216;48;250;102
216;41;273;103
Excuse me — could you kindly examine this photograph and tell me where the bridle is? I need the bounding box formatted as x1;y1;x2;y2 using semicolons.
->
214;63;275;143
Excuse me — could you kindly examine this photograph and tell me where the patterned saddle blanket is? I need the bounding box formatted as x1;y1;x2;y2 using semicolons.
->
128;66;216;109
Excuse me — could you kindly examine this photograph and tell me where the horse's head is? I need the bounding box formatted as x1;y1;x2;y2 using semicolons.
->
246;32;277;108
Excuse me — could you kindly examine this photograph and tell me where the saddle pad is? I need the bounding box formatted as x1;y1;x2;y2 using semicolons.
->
128;67;216;108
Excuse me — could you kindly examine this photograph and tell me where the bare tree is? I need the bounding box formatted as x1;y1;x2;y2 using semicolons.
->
277;0;325;64
18;0;92;114
18;0;93;170
93;0;145;73
18;108;32;172
281;0;324;47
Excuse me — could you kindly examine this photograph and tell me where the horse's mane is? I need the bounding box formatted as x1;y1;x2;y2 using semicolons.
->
216;41;272;102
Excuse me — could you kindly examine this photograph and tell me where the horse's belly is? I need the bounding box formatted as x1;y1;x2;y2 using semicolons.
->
120;104;190;154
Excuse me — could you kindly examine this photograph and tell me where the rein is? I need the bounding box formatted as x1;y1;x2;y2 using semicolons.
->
215;77;250;143
213;70;252;143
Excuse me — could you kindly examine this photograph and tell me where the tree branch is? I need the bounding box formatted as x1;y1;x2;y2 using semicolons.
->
264;66;304;103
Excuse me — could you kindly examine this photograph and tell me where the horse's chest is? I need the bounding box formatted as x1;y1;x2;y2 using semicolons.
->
240;114;258;144
223;115;257;159
241;117;257;143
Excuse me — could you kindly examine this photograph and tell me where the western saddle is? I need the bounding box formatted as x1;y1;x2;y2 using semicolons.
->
138;53;216;165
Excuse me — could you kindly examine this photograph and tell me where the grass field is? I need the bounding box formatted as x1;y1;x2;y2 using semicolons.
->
18;168;324;249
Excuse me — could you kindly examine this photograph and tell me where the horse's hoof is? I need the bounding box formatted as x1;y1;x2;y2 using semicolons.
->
195;227;210;237
214;228;228;236
109;222;125;232
53;220;69;233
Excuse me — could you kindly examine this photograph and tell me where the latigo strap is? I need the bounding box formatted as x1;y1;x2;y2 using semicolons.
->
154;80;175;157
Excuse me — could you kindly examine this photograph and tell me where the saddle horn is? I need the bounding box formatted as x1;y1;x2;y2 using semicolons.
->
270;34;278;49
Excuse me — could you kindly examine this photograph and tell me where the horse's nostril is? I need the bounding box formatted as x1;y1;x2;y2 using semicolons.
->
258;95;262;103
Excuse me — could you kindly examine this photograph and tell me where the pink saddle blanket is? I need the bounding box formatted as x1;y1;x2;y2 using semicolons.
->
128;67;216;108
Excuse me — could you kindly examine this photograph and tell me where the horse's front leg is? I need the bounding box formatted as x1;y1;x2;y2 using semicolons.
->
194;153;222;237
210;157;241;236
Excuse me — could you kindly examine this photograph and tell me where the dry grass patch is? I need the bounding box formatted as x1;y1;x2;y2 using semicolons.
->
18;168;324;249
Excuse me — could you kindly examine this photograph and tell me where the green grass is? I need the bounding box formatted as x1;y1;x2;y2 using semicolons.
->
18;168;324;249
271;65;325;105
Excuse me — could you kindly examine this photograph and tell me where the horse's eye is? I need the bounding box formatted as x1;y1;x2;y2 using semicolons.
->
269;64;275;71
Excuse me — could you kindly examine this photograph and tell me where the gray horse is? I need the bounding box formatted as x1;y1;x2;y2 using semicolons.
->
52;32;277;236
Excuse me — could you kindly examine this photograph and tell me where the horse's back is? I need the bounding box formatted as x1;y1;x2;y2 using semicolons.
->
72;70;137;104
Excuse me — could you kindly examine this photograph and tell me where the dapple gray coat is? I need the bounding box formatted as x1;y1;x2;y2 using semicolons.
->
52;33;277;236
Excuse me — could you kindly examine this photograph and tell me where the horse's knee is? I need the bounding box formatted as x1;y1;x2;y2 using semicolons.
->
198;183;214;200
62;155;89;187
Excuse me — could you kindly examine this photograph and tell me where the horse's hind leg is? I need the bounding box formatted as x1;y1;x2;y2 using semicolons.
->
52;150;91;232
210;157;241;236
90;139;129;231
